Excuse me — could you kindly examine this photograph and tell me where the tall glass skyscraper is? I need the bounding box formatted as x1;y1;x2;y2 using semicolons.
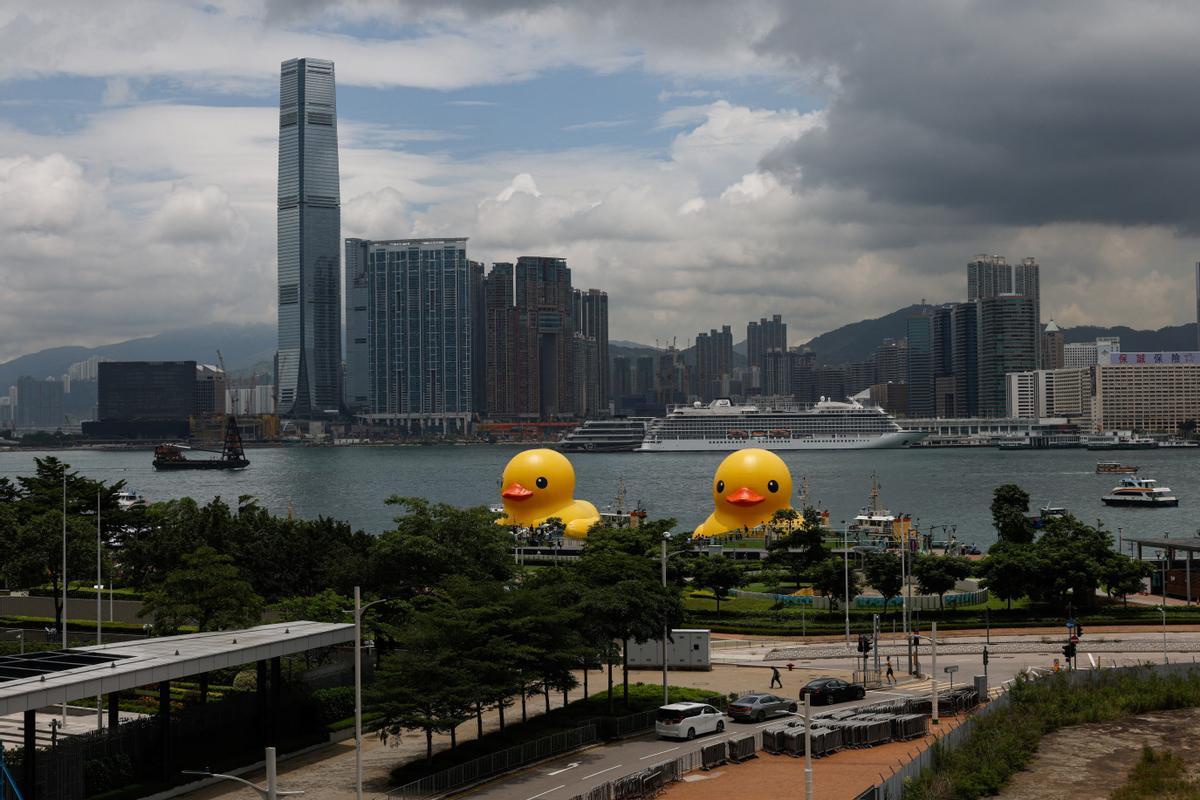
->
277;57;341;417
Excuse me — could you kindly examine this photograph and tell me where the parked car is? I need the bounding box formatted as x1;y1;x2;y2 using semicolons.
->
728;693;798;722
655;702;725;740
798;677;865;706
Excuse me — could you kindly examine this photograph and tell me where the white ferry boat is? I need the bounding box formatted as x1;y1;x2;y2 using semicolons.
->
1101;477;1179;507
559;418;649;452
637;398;926;452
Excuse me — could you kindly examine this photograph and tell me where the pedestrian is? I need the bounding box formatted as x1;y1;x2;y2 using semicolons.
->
770;665;783;689
885;656;896;685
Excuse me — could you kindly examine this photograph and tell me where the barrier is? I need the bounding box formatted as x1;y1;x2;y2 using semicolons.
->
762;725;790;754
727;734;757;763
700;742;727;770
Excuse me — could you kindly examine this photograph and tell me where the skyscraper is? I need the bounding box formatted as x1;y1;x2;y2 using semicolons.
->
694;325;732;400
967;254;1012;301
1195;261;1199;350
747;314;787;389
277;57;342;417
905;313;934;417
364;239;473;433
344;238;370;411
484;263;518;416
950;302;978;416
470;261;487;416
977;295;1039;416
1041;319;1065;370
1014;257;1040;326
572;288;609;417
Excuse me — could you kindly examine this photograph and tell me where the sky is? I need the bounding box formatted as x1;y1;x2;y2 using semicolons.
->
2;0;1200;361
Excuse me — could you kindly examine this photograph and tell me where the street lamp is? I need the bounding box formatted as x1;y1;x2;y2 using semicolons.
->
183;747;303;799
1159;605;1168;664
659;532;688;706
842;520;850;648
348;587;396;800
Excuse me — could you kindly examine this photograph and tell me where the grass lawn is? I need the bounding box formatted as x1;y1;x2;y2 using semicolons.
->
685;591;779;613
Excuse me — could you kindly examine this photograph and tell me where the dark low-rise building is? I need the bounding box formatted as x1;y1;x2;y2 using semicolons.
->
83;361;197;439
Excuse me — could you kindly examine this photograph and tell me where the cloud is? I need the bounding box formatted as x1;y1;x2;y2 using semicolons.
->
562;119;634;131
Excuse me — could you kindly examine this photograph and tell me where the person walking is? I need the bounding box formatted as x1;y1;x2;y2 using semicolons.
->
885;656;896;685
770;665;783;689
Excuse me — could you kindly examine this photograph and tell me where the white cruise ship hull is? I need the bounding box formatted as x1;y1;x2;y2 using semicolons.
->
638;430;926;452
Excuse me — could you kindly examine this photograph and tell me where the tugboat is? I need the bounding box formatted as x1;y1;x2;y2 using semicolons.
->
1101;477;1178;507
153;415;250;471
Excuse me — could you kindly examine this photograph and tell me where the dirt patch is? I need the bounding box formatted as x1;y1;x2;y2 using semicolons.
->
998;707;1200;799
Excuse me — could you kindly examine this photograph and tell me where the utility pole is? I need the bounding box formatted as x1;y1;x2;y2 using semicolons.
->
930;622;939;726
661;533;669;706
803;694;813;800
62;469;68;725
96;488;103;731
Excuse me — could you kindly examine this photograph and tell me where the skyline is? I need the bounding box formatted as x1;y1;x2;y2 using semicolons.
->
4;2;1200;361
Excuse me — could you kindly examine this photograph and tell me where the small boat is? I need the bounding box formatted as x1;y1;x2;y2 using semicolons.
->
115;490;147;510
1096;461;1138;475
153;415;249;471
1101;477;1178;507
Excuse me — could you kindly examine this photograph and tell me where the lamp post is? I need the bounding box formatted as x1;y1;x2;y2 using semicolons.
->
842;520;850;648
1160;605;1168;664
61;470;68;725
96;488;102;731
659;532;687;706
803;693;813;800
349;587;394;800
183;746;303;799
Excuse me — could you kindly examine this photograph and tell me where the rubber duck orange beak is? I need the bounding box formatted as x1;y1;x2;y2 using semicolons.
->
725;486;764;506
502;482;534;500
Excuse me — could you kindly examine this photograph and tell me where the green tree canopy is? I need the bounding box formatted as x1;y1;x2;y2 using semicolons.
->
978;540;1038;609
767;506;830;587
912;555;973;609
809;555;860;610
140;545;264;633
991;484;1035;544
692;557;746;616
863;551;904;612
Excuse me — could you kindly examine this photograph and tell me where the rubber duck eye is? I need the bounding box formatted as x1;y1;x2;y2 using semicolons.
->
716;480;725;493
768;480;779;493
536;476;548;489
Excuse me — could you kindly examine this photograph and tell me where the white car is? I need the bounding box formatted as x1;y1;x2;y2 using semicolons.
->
654;702;725;740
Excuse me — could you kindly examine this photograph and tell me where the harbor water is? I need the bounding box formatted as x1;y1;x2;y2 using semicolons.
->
1;445;1196;550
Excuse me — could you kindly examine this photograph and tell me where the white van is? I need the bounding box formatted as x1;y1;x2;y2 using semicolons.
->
654;702;725;740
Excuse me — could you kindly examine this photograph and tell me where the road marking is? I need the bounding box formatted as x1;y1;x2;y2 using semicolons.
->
525;785;565;800
640;746;680;760
547;763;580;776
581;765;623;780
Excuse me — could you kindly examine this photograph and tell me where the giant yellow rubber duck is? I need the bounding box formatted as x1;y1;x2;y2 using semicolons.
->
496;448;600;538
693;449;794;538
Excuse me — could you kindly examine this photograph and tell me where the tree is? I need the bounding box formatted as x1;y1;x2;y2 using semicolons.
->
912;555;973;609
977;541;1038;609
1028;515;1118;608
809;556;860;611
991;484;1034;544
692;557;746;616
1180;418;1198;440
767;506;830;588
1102;556;1153;606
140;546;264;632
863;551;903;614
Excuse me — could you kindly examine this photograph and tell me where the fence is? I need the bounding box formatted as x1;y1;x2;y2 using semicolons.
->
728;588;989;612
385;723;599;799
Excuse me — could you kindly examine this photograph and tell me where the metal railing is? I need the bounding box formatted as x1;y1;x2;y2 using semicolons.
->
385;723;599;799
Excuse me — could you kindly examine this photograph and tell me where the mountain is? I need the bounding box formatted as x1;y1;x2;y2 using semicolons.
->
801;304;932;365
0;323;276;389
1062;323;1198;351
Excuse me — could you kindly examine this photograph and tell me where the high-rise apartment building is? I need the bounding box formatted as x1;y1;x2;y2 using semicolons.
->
572;288;609;417
977;295;1039;416
516;257;575;418
611;356;631;402
790;348;817;404
1195;261;1200;351
1041;320;1065;370
470;261;487;416
15;376;64;430
845;360;877;396
1014;257;1040;326
873;339;908;385
763;350;792;397
484;263;518;416
906;313;934;417
277;57;342;417
694;325;733;400
363;238;473;433
747;314;787;388
967;254;1012;300
344;238;370;411
635;356;656;398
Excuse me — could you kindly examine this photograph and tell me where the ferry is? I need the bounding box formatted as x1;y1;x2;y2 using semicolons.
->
637;398;926;451
1101;477;1178;507
558;418;649;452
1096;461;1138;475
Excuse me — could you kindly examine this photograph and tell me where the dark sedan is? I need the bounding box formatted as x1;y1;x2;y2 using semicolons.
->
798;677;865;706
728;694;798;722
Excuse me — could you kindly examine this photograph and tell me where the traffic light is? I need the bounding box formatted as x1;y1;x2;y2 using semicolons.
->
1075;624;1084;637
1062;642;1076;660
863;636;872;656
982;647;989;666
857;634;867;653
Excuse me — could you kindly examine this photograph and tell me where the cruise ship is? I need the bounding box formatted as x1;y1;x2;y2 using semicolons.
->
638;398;926;452
558;418;650;452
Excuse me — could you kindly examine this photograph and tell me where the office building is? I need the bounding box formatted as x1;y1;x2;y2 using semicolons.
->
194;364;227;414
845;360;877;396
573;288;609;415
635;356;656;398
1014;257;1040;322
977;295;1039;416
1094;360;1200;433
1063;337;1121;369
84;361;196;438
873;339;908;384
277;57;342;418
868;382;908;416
1041;320;1065;370
363;238;473;433
1005;367;1092;424
789;348;817;404
814;364;847;401
227;385;276;416
344;238;370;411
14;376;64;430
611;356;631;403
906;312;934;417
950;302;979;416
747;314;787;388
694;325;733;400
1004;371;1038;419
967;254;1012;300
1196;261;1200;351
